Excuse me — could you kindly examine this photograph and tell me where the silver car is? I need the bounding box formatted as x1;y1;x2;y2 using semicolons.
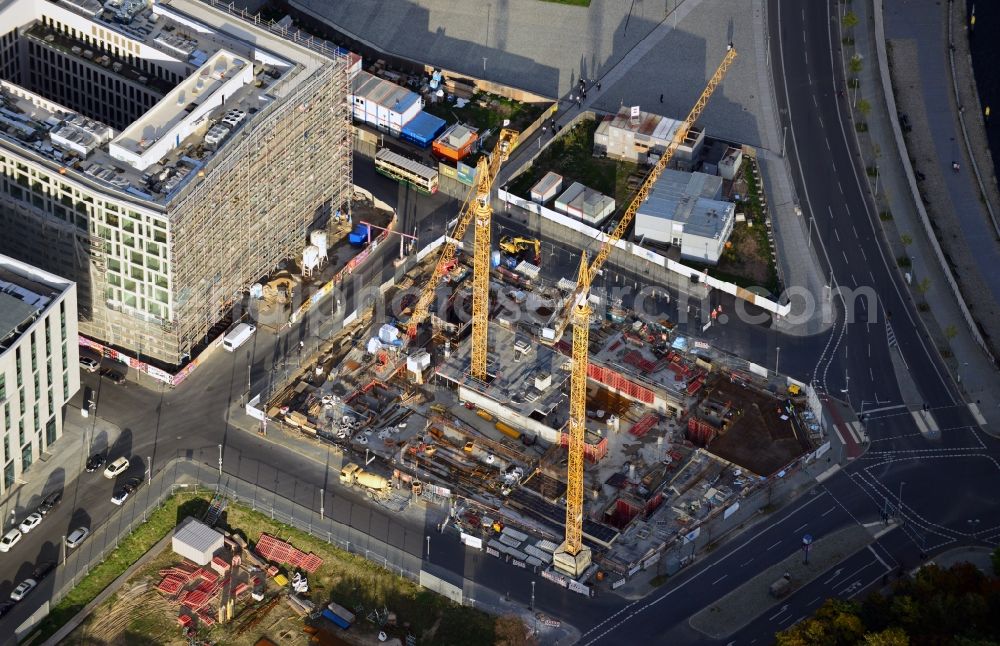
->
10;578;36;602
65;527;90;549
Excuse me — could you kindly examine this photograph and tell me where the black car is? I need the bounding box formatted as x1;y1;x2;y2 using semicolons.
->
85;454;105;472
36;490;62;516
100;368;126;385
32;562;56;581
0;602;13;618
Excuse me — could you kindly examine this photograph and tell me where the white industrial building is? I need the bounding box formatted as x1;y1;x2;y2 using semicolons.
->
530;171;562;203
0;254;79;495
350;70;422;136
172;517;224;565
634;169;735;264
0;0;354;367
594;106;704;168
554;182;615;226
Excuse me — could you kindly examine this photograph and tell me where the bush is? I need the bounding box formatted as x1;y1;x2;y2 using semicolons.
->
897;256;911;268
856;122;869;132
879;210;893;221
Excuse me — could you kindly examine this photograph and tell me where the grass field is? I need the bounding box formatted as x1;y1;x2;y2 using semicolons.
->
423;92;547;150
52;494;501;646
508;119;638;207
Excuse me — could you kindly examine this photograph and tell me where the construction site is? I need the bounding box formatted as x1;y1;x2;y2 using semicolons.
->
253;44;820;597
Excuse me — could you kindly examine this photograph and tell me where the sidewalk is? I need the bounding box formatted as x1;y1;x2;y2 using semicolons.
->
851;0;1000;427
0;405;121;527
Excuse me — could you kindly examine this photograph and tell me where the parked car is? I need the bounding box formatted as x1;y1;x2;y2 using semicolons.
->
103;457;129;479
18;513;42;534
0;602;13;618
111;478;140;506
100;368;126;385
65;527;90;549
10;578;37;602
85;454;105;472
32;561;56;581
36;490;62;516
0;529;21;553
79;357;100;373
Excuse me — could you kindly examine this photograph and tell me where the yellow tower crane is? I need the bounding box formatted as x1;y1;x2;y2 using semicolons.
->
552;46;737;578
407;129;520;383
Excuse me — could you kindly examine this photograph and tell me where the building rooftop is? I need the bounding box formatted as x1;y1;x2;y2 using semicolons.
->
0;0;344;207
602;106;683;141
555;181;615;220
637;169;734;240
351;70;421;113
0;255;71;353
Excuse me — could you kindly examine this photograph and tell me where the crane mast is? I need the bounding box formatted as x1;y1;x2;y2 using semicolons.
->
553;46;737;577
407;129;519;367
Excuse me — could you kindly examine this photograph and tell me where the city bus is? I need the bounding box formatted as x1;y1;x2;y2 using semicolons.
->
374;148;439;194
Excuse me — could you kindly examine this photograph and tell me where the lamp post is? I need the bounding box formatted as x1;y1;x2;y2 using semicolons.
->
320;488;325;520
426;535;431;559
218;443;223;476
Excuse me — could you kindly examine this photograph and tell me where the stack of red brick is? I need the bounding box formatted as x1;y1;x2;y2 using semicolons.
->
255;533;323;573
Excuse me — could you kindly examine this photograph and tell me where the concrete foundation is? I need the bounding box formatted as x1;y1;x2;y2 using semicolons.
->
552;542;592;578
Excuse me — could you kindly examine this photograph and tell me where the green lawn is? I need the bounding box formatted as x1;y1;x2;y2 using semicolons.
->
31;494;210;643
508;119;638;207
423;91;547;152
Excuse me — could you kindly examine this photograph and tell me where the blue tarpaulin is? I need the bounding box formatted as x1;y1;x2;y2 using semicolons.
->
401;111;447;148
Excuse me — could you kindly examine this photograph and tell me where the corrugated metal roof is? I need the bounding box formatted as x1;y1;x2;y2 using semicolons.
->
637;169;733;239
173;518;223;554
351;71;420;114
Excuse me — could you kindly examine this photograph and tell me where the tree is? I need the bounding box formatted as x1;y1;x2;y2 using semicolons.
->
858;99;871;116
849;54;864;74
916;278;931;295
777;599;864;645
900;234;913;246
864;627;909;645
945;324;958;340
843;11;859;29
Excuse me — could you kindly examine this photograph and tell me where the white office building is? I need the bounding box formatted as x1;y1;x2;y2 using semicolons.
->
635;169;735;264
0;0;353;367
0;254;79;494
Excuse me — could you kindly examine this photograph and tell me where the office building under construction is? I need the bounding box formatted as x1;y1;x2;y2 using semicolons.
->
0;0;353;366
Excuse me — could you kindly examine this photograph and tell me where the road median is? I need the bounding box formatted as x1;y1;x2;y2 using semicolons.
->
687;524;872;640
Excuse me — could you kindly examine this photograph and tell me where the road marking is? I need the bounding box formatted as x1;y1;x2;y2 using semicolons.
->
740;558;754;567
969;403;987;426
870;367;874;381
864;403;908;415
868;343;871;357
813;94;819;108
867;544;891;570
712;574;728;585
838;180;844;194
794;523;808;533
577;492;831;643
808;71;813;85
852;224;859;238
834;228;840;242
769;604;790;621
825;136;832;150
767;540;782;551
807;596;822;605
842;250;849;263
821;505;837;516
816;465;841;483
859;246;868;261
823;567;844;584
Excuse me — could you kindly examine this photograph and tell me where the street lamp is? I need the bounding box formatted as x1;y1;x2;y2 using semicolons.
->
775;346;781;377
320;488;325;520
802;534;813;565
426;535;431;559
218;443;223;476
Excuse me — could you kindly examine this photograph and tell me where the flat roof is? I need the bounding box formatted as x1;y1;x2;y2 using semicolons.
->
0;255;70;351
352;71;420;114
0;0;341;206
637;169;733;239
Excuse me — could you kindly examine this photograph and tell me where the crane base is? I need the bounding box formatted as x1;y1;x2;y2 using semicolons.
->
552;542;592;578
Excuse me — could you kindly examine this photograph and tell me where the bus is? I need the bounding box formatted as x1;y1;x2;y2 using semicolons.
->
374;148;439;194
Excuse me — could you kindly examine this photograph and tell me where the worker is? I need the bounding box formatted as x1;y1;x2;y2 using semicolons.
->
660;93;664;103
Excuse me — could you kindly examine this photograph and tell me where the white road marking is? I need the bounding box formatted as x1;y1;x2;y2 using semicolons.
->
740;558;755;567
867;544;891;570
767;540;782;551
794;523;808;533
712;574;728;585
834;228;841;242
821;506;837;516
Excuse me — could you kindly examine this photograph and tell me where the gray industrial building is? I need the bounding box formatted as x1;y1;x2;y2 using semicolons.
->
0;0;353;367
634;169;735;264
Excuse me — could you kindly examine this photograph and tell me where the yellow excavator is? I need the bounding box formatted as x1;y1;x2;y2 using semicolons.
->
499;235;541;264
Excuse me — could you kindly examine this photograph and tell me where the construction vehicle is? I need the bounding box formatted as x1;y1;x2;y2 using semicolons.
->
499;235;541;264
544;46;738;578
339;463;390;496
407;129;520;384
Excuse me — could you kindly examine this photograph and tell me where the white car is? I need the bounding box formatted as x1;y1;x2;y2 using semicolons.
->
65;527;90;549
79;357;100;372
0;529;21;553
18;513;42;534
10;578;36;602
103;457;130;479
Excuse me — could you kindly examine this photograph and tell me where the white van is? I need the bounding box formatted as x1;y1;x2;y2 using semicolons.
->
223;323;256;352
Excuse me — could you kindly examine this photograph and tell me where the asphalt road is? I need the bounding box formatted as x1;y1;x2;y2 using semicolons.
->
580;0;1000;642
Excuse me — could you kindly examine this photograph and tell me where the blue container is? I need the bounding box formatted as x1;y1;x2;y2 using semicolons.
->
401;111;447;148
